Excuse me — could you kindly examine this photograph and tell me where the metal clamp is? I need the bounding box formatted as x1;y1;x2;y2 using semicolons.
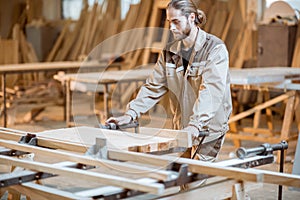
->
236;141;288;159
19;133;37;146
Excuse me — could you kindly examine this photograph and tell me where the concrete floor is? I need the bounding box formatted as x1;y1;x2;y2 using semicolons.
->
1;92;300;199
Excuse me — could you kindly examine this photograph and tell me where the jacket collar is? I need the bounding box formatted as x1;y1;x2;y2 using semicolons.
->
169;27;207;55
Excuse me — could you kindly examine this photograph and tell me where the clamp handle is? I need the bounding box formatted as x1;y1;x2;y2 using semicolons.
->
236;141;288;159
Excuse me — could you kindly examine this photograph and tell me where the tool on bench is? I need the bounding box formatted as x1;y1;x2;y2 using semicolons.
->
191;131;210;159
236;141;288;200
98;121;139;133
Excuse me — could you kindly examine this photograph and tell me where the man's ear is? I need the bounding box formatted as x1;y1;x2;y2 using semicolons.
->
189;12;196;23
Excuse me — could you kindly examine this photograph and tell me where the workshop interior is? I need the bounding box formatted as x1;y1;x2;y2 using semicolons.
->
0;0;300;199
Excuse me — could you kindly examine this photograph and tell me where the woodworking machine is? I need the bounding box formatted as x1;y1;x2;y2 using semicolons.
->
0;130;288;199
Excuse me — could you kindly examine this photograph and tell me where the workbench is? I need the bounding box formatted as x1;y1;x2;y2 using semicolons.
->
0;126;299;199
0;61;122;127
53;67;153;127
228;67;300;154
54;66;300;148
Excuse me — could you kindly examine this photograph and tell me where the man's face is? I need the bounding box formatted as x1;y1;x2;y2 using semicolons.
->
166;7;192;40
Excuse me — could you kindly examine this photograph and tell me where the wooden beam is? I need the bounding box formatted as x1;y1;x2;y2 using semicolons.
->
108;150;300;188
229;91;295;123
140;127;192;147
8;182;90;200
0;129;87;152
0;139;172;181
0;155;165;195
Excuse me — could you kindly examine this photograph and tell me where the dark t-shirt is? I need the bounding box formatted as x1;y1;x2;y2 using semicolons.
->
181;46;193;73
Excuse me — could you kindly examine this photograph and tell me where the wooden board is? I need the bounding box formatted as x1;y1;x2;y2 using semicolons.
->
230;67;300;85
35;126;183;152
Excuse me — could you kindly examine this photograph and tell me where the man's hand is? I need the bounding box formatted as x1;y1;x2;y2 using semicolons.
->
105;115;132;126
183;125;205;146
183;125;200;140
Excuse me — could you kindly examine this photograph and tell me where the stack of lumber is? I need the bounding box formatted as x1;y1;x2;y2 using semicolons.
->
12;24;38;63
202;0;256;68
47;0;153;65
144;0;256;68
0;80;63;125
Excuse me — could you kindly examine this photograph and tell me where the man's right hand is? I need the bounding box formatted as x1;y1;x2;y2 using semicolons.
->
105;115;132;126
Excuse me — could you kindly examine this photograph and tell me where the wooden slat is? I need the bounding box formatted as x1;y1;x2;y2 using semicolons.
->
108;150;300;188
292;21;300;67
46;20;71;62
1;128;300;188
226;132;283;144
140;127;192;147
0;155;165;195
229;91;295;123
209;2;228;38
0;139;172;181
8;182;90;200
221;0;237;41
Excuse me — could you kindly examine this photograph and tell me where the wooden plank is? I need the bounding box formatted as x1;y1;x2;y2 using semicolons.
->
36;126;178;152
159;177;258;200
0;129;87;152
23;105;45;123
46;20;71;62
107;150;300;188
140;127;192;147
1;128;300;188
226;133;284;144
0;155;165;195
0;139;172;181
209;2;228;38
229;91;295;123
58;5;88;61
0;60;120;73
8;182;90;200
292;21;300;67
280;92;296;140
221;0;237;41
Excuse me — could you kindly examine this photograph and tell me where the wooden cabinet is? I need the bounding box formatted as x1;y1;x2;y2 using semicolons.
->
257;24;297;67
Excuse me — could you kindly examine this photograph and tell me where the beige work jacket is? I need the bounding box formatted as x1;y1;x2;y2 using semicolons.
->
126;28;232;142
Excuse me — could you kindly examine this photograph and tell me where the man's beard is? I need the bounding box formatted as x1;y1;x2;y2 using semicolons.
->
173;21;192;41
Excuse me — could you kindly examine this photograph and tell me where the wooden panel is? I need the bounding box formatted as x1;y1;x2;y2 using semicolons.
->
35;126;179;152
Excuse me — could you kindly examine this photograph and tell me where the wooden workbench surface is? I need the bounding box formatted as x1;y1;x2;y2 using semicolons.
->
230;67;300;85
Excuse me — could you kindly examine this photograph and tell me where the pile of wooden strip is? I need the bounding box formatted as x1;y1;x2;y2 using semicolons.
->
0;80;63;125
203;0;256;68
47;0;153;65
12;24;38;63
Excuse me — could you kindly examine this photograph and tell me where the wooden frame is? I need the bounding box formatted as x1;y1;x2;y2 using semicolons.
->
227;67;300;159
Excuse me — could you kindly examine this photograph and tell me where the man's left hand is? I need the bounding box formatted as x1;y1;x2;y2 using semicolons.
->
183;125;200;141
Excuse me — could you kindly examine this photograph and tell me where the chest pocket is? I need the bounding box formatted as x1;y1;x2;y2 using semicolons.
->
187;61;206;88
188;61;206;77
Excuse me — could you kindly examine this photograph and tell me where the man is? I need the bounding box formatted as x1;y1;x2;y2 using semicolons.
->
106;0;232;162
